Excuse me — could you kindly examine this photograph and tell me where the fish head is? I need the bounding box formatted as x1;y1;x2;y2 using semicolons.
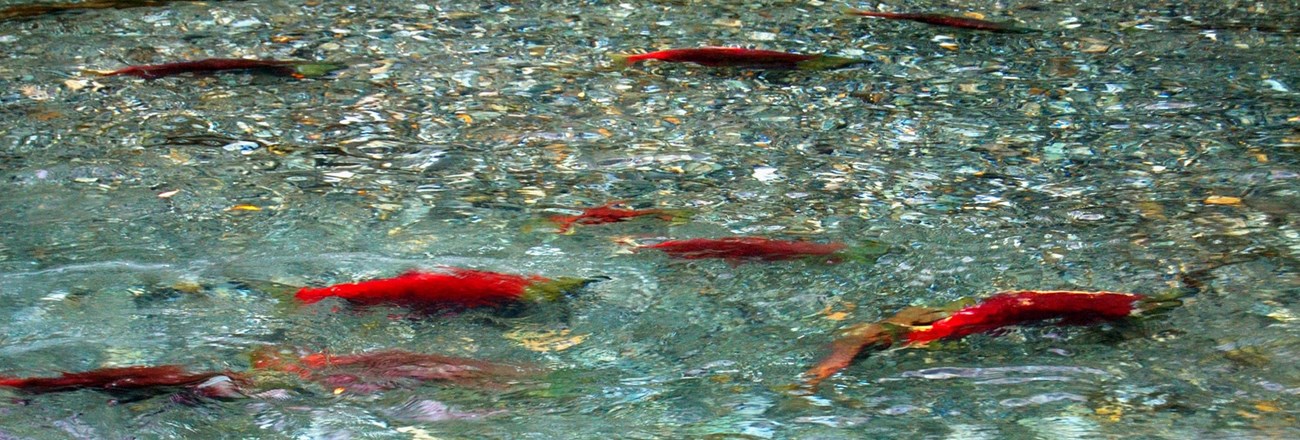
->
520;276;608;302
1134;289;1186;317
797;54;871;71
836;240;891;263
291;62;345;78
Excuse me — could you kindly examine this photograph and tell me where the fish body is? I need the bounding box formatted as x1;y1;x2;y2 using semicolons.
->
251;348;535;392
611;47;865;70
639;237;848;262
847;10;1032;33
802;323;895;387
295;268;549;308
905;291;1143;344
0;365;231;394
294;267;595;309
804;290;1184;388
389;398;504;422
96;58;342;79
1;0;173;22
550;202;690;233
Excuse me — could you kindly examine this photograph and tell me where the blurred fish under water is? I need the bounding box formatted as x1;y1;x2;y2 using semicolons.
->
0;0;1296;438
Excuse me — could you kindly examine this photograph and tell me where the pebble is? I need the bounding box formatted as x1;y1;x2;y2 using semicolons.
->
753;166;782;183
222;141;261;155
1204;196;1242;205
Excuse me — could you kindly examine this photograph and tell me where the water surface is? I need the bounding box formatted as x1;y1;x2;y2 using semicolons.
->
1;0;1297;438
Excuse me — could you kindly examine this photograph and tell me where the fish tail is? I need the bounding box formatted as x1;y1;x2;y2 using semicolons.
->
608;53;636;67
249;346;288;370
548;215;580;234
248;346;313;380
803;323;896;388
293;287;329;304
607;235;643;250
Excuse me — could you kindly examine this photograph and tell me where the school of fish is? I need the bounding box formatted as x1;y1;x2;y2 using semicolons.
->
0;1;1209;431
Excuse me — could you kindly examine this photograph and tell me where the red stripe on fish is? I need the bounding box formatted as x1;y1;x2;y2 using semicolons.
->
847;10;1032;33
95;58;342;79
295;268;548;308
611;47;865;70
801;290;1182;389
0;365;233;394
252;348;537;393
294;268;596;310
905;291;1144;344
550;202;689;234
638;237;848;262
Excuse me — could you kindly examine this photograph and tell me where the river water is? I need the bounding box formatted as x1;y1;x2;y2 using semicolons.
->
1;0;1297;438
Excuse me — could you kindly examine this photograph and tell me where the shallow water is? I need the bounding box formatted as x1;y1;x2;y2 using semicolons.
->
1;0;1297;438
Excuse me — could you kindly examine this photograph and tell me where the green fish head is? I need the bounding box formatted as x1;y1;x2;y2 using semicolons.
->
521;276;608;302
292;62;346;78
797;55;869;71
836;239;891;263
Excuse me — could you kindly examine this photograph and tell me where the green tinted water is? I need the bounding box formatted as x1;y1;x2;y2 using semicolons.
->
1;0;1297;438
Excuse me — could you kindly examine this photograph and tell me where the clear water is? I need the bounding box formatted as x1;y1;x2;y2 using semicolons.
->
1;0;1297;438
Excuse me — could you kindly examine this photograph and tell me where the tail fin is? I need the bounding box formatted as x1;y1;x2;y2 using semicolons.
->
548;215;580;234
802;322;896;388
0;375;22;388
249;346;291;371
608;235;643;252
248;346;313;385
